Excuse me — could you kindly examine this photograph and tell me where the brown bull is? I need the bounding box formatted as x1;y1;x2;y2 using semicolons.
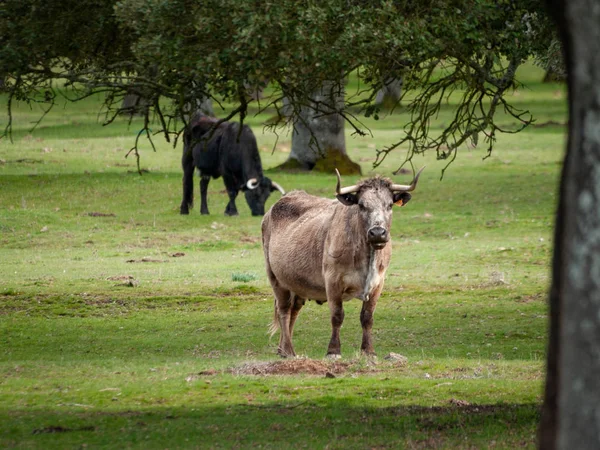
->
261;168;424;358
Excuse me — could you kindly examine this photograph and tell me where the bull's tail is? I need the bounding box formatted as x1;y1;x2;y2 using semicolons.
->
263;215;279;337
268;299;279;337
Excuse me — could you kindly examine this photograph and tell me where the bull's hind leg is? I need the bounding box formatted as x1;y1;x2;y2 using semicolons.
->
265;262;297;357
288;295;305;340
273;286;296;357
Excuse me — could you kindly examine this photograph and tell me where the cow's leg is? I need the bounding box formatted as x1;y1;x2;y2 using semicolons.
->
326;297;345;357
180;155;195;215
200;175;210;215
288;296;305;339
224;189;239;216
360;285;382;356
274;287;296;357
222;175;239;216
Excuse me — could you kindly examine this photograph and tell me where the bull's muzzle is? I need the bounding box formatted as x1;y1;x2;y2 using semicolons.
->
368;226;388;249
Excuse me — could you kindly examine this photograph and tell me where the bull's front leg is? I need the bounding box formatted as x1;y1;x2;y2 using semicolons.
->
326;297;345;358
180;147;195;215
200;175;210;215
224;189;239;216
360;284;382;356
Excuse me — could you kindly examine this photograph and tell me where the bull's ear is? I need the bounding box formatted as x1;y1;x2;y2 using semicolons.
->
393;192;411;207
336;193;358;206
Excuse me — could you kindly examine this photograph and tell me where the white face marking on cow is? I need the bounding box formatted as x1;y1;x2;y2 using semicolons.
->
357;186;394;250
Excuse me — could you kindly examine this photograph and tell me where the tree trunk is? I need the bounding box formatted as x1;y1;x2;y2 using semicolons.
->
540;0;600;448
278;81;361;175
120;92;150;115
184;96;214;120
375;78;403;110
244;79;269;101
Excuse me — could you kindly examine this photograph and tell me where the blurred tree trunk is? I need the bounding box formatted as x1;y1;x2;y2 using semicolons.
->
244;79;268;101
540;0;600;448
278;81;361;175
184;96;214;120
121;92;151;115
375;78;403;110
122;85;214;119
120;65;158;116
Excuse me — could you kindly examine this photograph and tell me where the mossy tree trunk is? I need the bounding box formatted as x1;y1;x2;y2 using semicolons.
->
277;81;361;175
540;0;600;448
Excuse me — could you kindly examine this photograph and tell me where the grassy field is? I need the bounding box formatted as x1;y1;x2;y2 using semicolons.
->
0;64;566;449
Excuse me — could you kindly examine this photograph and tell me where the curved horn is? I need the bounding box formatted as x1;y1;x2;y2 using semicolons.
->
390;166;426;192
246;178;259;190
335;168;360;195
271;180;285;195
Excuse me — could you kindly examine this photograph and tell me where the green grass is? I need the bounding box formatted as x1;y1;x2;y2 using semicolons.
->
0;63;565;448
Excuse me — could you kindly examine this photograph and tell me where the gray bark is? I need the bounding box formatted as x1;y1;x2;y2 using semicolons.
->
244;79;268;101
541;0;600;448
289;81;347;169
375;78;403;108
184;96;214;120
121;92;151;115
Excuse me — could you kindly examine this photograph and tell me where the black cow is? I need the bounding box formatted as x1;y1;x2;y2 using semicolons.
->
180;114;285;216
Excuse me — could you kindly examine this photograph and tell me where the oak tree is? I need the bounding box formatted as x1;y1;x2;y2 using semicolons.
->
1;0;555;172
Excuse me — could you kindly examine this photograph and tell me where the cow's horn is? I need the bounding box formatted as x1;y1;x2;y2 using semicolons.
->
246;178;259;190
390;166;426;192
271;180;285;195
335;168;360;195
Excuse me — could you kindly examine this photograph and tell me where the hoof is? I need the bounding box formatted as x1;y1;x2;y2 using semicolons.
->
326;353;342;360
277;349;296;358
365;353;378;362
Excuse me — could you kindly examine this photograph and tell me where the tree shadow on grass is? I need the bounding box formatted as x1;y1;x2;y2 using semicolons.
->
3;402;539;449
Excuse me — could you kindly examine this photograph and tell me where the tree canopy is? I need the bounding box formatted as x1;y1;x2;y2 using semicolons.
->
1;0;556;171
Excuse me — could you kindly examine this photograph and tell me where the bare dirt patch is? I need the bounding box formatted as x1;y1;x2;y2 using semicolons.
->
518;293;544;303
126;257;168;263
239;234;261;244
229;358;350;376
106;275;135;281
106;275;138;287
87;212;116;217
